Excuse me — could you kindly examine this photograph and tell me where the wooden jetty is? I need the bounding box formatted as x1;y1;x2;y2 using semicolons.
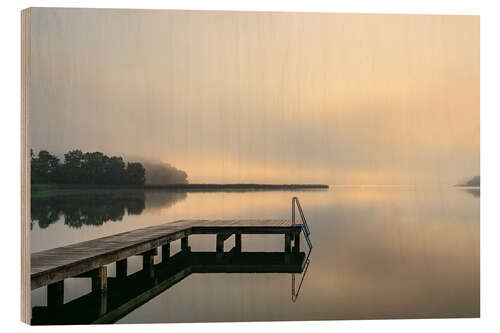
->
31;219;303;303
32;249;307;325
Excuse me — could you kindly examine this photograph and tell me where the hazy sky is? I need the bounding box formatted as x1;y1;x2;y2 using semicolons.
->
30;8;479;185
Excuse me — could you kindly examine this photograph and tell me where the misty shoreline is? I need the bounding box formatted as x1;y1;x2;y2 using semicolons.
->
143;183;329;191
454;176;480;187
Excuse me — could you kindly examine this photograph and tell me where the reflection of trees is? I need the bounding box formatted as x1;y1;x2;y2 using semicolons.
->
30;199;61;229
60;194;137;228
31;191;150;229
31;191;188;229
127;198;147;215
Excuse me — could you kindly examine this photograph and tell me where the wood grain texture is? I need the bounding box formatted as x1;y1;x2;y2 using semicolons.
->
31;219;301;290
21;7;31;325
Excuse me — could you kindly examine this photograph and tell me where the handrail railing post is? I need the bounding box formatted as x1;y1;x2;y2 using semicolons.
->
291;197;312;250
290;196;312;302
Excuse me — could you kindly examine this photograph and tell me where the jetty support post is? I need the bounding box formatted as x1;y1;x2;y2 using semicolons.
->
216;234;224;253
47;280;64;308
116;259;127;278
216;233;232;262
92;267;107;293
293;232;300;253
181;237;190;252
76;266;108;293
284;232;292;253
162;243;170;263
90;267;108;315
284;232;292;264
98;291;107;316
140;248;158;278
72;266;109;313
235;233;242;252
88;266;108;315
216;233;232;252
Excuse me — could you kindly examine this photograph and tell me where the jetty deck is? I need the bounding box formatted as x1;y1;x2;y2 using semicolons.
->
31;219;303;291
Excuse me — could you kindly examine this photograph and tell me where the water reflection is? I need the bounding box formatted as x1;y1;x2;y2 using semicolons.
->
31;250;309;325
464;188;480;198
291;255;311;302
30;188;479;322
31;190;187;229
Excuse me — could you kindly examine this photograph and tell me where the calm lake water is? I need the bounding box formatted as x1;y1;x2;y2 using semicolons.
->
30;187;479;322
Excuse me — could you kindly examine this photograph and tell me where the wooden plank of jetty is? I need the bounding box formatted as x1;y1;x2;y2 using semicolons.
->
31;219;302;290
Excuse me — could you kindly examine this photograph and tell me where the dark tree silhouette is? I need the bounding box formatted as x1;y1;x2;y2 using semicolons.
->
31;150;61;184
126;162;146;185
31;149;146;186
105;156;127;185
61;150;85;184
456;176;480;187
465;176;480;187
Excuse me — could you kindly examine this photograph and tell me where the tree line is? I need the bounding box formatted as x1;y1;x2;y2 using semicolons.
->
31;149;146;185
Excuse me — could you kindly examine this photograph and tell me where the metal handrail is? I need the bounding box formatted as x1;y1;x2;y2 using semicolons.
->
292;197;310;236
291;257;311;302
292;197;311;249
290;196;312;302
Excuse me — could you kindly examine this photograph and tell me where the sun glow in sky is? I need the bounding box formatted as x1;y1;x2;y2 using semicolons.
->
30;9;479;186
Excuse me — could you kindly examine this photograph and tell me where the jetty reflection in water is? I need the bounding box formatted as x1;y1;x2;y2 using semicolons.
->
31;188;478;321
31;248;312;325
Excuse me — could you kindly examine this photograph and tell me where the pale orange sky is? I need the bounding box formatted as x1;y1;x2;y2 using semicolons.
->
29;9;479;186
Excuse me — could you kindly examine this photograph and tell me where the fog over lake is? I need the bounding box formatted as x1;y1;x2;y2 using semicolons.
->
29;9;479;186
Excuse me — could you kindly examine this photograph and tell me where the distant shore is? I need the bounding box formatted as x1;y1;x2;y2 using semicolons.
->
454;176;480;187
31;183;330;193
144;184;329;191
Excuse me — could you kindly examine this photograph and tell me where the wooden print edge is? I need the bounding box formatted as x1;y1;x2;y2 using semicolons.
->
21;7;31;325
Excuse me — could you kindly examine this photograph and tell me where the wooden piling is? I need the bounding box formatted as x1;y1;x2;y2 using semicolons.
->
284;233;291;253
77;267;108;293
293;233;300;253
216;233;232;253
235;233;242;252
98;291;107;316
140;248;157;278
181;237;190;252
162;243;170;263
47;280;64;307
116;259;127;278
92;267;107;293
216;234;224;253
